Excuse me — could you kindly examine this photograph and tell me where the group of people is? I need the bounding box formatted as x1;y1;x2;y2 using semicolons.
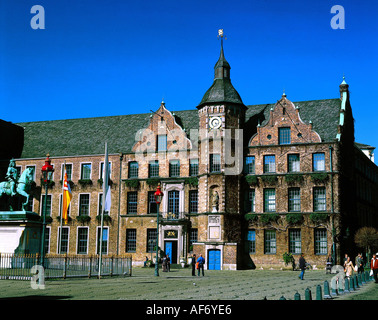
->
143;254;171;272
191;254;205;276
143;251;378;283
343;252;378;282
343;253;363;277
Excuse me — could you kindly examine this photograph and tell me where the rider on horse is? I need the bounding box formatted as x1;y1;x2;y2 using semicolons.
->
5;159;18;196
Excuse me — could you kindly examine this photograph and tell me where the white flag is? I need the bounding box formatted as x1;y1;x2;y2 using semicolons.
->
102;142;111;213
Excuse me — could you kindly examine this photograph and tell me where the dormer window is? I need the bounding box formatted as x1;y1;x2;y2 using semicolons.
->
279;127;291;145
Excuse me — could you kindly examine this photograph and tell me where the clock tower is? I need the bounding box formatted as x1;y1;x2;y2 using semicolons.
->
194;30;246;270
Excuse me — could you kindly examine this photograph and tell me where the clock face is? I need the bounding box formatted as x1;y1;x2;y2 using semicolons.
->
209;116;222;129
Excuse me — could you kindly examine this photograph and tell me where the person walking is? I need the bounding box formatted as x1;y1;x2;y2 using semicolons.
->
166;255;171;272
355;253;364;274
371;253;378;283
326;255;333;274
197;254;205;276
191;254;196;276
345;256;354;278
162;255;167;272
298;253;306;280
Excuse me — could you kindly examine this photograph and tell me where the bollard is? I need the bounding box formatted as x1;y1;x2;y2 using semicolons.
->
305;287;312;300
338;276;345;295
361;272;366;284
323;280;332;299
357;273;362;286
316;284;322;300
330;277;338;296
344;276;350;293
354;275;360;288
349;277;355;292
279;296;286;300
294;291;301;300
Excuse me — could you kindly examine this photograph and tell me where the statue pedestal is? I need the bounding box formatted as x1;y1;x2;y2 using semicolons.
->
0;211;42;255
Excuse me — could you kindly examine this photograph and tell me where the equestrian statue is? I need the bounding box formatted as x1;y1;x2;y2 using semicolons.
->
0;159;34;211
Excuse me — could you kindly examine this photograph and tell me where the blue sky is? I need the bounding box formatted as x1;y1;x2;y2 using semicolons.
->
0;0;377;155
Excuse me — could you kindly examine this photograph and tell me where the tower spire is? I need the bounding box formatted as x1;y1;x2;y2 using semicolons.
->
197;29;245;109
214;29;230;80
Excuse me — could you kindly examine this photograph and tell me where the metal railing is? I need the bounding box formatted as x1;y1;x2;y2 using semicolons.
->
0;253;132;280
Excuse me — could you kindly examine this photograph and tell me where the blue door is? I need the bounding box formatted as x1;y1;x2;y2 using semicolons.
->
165;241;173;260
208;249;221;270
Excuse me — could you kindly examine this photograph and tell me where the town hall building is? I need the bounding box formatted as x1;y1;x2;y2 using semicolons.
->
1;37;377;270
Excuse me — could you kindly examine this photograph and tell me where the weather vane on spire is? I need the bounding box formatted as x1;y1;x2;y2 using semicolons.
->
218;29;227;46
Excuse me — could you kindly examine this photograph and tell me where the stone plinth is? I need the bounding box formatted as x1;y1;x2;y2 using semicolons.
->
0;211;42;255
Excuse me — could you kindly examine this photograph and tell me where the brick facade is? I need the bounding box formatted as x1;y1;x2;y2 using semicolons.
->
8;44;378;271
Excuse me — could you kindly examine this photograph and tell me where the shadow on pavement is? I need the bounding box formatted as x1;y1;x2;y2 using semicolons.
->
0;295;72;300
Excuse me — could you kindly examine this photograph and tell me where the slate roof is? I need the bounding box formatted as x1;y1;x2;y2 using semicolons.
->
15;98;341;159
198;78;244;108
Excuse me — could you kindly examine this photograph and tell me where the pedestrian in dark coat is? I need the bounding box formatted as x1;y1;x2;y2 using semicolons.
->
298;253;306;280
191;254;196;276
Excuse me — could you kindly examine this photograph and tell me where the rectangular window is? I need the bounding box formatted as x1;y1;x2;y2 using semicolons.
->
189;229;198;251
264;155;276;173
100;162;111;179
128;161;139;178
148;191;157;214
288;154;300;172
81;163;91;180
210;154;221;173
279;127;291;145
264;188;276;212
314;229;327;255
264;230;276;254
77;228;88;254
41;194;52;217
245;156;255;174
58;227;69;254
168;190;179;215
314;187;326;211
147;229;157;252
245;189;255;213
157;135;167;152
127;192;138;214
98;193;110;215
246;230;256;254
189;159;199;176
288;188;301;212
289;229;302;254
97;227;108;255
79;194;90;216
169;160;180;177
189;190;198;213
313;153;325;172
149;161;159;178
126;229;137;252
61;164;72;181
26;165;36;181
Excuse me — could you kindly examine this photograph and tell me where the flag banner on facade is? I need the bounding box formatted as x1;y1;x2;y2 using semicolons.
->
62;171;72;225
103;145;111;213
104;184;111;212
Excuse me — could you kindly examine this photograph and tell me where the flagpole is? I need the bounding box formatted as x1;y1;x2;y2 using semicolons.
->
98;142;108;279
58;161;65;255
